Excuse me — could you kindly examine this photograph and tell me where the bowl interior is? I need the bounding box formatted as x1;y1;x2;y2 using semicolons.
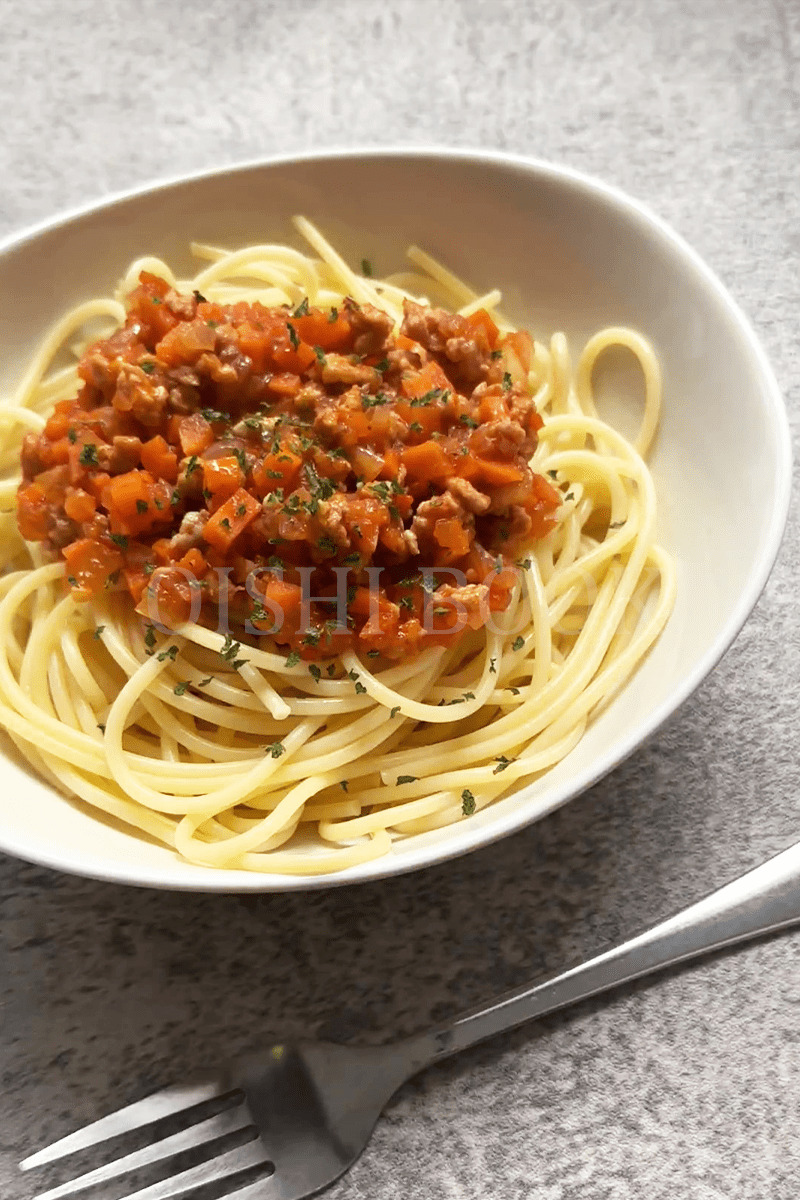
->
0;152;790;890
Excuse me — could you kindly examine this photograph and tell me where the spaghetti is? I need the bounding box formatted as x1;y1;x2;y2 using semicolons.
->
0;219;676;874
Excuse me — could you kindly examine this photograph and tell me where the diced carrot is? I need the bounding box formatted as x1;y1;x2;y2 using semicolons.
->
138;271;170;297
266;373;301;398
433;517;471;557
103;469;153;520
203;488;261;551
135;565;196;628
141;435;178;482
196;300;226;325
503;330;533;374
127;272;179;342
63;488;96;524
271;339;317;374
203;456;243;501
477;393;510;424
293;310;353;353
263;577;303;616
123;567;150;604
401;440;453;483
178;413;214;456
177;547;205;577
349;587;374;617
102;470;174;536
461;457;525;487
531;472;562;507
63;538;124;599
251;447;302;496
67;436;103;482
335;408;372;446
45;410;71;440
86;471;111;502
466;308;500;348
156;320;217;367
236;323;271;372
46;437;72;467
166;415;183;446
380;449;400;480
16;483;50;541
401;359;451;400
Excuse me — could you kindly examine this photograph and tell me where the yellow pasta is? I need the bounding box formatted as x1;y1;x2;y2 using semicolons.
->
0;220;675;874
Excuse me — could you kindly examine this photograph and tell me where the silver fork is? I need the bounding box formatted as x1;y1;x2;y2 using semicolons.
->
21;840;800;1200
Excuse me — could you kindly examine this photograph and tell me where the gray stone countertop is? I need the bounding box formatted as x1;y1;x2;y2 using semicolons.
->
1;1;799;1197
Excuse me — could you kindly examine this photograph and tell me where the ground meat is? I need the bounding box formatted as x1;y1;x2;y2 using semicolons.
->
194;353;238;385
401;300;460;355
113;363;169;427
97;436;142;475
167;365;200;388
402;528;420;556
474;417;529;459
312;387;362;442
320;354;381;389
506;504;533;545
410;491;462;543
446;476;490;514
80;350;118;392
400;300;491;390
442;336;487;387
49;513;79;548
21;433;45;480
168;510;209;557
344;299;393;356
386;344;424;373
167;386;197;415
410;492;475;564
164;288;196;320
315;494;352;550
435;581;491;630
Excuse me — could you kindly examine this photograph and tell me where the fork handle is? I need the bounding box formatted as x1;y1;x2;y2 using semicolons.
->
405;841;800;1068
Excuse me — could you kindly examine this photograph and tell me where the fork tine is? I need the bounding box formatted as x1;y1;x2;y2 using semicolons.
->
29;1105;256;1200
20;1081;223;1171
114;1139;272;1200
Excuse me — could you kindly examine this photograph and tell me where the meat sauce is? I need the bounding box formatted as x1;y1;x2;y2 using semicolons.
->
17;274;562;659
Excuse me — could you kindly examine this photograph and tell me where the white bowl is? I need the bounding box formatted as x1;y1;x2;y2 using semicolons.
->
0;150;791;891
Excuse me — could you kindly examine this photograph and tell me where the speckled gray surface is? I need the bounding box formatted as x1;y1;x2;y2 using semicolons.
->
1;0;800;1197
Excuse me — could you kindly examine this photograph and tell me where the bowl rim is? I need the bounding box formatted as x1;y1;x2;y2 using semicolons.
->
0;146;793;891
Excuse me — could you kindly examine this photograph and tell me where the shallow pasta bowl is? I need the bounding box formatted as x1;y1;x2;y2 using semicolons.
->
0;149;791;891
